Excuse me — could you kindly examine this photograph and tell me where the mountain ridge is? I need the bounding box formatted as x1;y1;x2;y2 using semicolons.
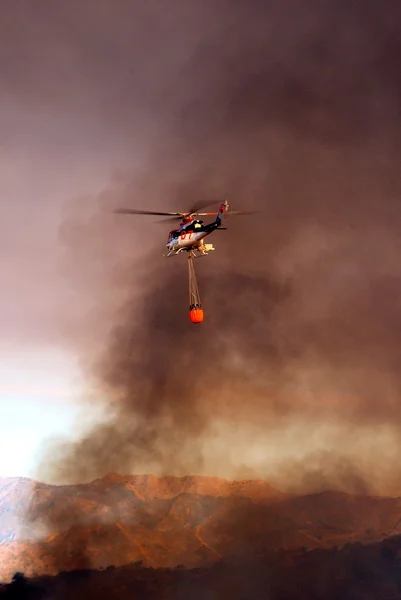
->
1;473;401;583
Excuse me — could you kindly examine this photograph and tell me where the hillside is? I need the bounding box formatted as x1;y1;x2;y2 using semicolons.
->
2;535;401;600
1;474;401;582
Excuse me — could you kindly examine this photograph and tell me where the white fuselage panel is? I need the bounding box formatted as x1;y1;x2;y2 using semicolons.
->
166;230;208;251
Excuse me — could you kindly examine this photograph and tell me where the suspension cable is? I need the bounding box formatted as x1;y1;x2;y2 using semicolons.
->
188;254;204;323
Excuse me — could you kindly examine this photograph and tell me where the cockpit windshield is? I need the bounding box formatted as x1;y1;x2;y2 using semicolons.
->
168;230;179;241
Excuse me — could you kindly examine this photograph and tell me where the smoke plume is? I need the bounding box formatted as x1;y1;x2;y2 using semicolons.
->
32;0;401;496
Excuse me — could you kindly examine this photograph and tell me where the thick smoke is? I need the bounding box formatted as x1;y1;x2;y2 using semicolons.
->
34;0;401;496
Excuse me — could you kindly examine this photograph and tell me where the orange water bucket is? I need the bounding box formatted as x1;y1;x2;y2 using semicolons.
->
189;307;204;324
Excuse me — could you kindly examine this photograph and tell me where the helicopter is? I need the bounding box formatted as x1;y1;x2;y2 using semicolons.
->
114;199;254;258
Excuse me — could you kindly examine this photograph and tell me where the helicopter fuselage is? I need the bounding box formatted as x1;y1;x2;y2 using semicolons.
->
165;217;225;257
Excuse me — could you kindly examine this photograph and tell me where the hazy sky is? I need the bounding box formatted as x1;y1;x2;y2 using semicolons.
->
0;0;145;475
0;0;228;477
1;0;401;495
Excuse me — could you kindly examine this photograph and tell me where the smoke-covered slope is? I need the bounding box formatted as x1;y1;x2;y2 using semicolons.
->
1;474;401;582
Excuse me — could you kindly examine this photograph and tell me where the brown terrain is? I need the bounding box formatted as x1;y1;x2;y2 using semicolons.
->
1;473;401;583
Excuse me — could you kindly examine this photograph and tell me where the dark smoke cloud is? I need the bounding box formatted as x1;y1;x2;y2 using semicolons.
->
32;0;401;496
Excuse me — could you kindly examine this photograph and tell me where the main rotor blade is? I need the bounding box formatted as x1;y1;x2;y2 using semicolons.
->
187;200;220;215
190;212;219;217
156;208;261;220
114;208;184;217
191;210;260;217
225;210;260;215
114;200;226;218
155;216;185;223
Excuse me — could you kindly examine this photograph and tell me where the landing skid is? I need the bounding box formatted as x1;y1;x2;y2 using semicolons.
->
163;251;210;259
189;250;208;259
164;246;215;259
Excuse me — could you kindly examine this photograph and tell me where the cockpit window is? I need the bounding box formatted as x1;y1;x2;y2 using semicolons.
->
189;220;203;229
168;230;179;241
